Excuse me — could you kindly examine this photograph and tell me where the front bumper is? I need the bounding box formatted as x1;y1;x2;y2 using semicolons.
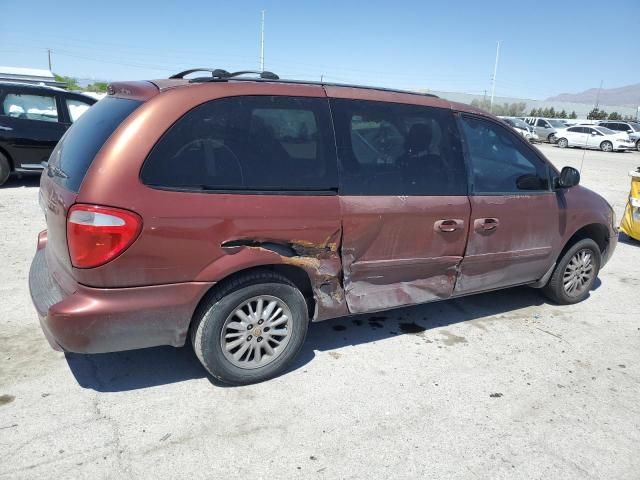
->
29;239;212;354
614;143;635;150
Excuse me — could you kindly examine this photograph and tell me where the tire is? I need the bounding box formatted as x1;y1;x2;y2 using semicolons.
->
0;152;10;186
542;238;601;305
190;270;309;385
600;141;613;152
557;138;568;148
548;133;556;143
636;139;640;152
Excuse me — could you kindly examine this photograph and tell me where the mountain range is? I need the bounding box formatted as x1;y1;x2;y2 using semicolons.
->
546;83;640;107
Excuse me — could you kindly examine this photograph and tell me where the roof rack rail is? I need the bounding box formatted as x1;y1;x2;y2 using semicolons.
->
169;69;231;79
167;68;438;99
187;70;280;83
170;69;279;81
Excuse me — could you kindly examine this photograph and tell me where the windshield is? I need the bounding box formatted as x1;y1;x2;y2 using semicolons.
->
548;119;567;128
595;126;616;135
629;122;640;132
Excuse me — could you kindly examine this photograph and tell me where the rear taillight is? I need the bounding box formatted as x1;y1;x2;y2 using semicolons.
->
67;204;142;269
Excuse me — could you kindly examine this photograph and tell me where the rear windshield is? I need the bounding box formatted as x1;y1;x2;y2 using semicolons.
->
47;97;141;192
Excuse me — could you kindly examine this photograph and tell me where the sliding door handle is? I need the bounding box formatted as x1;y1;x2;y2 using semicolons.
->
474;218;500;232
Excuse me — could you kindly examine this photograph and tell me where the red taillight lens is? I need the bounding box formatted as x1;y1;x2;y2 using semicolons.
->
67;204;142;269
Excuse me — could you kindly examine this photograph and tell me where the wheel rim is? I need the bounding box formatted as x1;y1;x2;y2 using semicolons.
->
559;139;567;148
562;249;595;297
220;295;293;369
602;142;612;152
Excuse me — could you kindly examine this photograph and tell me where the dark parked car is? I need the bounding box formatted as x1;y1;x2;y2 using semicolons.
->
0;82;96;185
29;69;618;385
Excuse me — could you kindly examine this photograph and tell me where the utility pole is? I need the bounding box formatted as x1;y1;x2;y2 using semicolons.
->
489;41;500;113
594;80;603;109
260;10;265;72
47;49;52;71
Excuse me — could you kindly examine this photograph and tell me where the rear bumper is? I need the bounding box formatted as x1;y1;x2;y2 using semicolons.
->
29;240;213;354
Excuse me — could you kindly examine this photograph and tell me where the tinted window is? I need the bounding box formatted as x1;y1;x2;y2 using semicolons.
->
48;97;141;192
536;119;547;127
330;99;466;195
459;115;549;194
567;127;581;133
2;93;58;122
142;96;337;192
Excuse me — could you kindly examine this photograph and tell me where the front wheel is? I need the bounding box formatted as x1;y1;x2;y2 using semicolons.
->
191;271;309;385
636;139;640;152
548;133;556;143
557;138;568;148
0;152;10;186
542;238;601;305
600;141;613;152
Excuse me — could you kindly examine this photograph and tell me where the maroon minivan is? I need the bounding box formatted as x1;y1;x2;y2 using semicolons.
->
29;69;618;385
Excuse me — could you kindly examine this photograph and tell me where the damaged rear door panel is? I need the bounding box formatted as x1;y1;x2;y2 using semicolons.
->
330;98;470;314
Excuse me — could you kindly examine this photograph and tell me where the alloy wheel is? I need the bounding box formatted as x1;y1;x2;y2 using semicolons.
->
220;295;293;369
562;249;595;297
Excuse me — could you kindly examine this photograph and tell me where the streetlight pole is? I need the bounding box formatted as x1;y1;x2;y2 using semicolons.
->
490;41;500;113
260;10;265;72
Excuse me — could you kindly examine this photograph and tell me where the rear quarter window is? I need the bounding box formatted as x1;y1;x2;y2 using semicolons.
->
141;96;337;192
47;97;141;192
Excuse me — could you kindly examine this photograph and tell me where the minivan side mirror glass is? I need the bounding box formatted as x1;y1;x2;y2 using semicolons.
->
556;166;580;189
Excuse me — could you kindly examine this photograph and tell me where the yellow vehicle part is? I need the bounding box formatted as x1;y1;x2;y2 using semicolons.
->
620;170;640;241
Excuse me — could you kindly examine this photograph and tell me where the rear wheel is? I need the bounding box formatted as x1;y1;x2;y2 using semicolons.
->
542;238;601;305
557;138;568;148
0;152;10;186
636;139;640;152
600;141;613;152
190;271;309;385
548;133;556;143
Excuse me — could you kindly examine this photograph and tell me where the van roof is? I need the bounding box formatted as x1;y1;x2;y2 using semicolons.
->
109;68;488;116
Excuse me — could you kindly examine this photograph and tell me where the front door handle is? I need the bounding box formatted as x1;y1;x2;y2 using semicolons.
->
434;219;464;233
474;218;500;232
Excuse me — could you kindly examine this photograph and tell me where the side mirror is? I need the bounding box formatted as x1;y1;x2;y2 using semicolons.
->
591;132;597;135
627;130;633;134
557;166;580;189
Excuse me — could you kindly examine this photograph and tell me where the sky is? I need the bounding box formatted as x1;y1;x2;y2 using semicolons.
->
1;0;638;100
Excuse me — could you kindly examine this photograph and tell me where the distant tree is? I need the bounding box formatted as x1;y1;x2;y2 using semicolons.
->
587;108;608;120
569;111;577;119
529;108;537;116
548;107;556;118
608;111;621;120
54;73;80;90
85;81;108;93
558;109;567;118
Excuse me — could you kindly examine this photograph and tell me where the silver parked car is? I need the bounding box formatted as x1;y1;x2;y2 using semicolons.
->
525;117;569;143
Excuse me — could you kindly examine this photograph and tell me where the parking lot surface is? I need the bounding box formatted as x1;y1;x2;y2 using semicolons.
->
1;144;639;479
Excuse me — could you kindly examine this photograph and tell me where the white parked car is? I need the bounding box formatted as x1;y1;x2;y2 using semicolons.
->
499;117;540;143
555;125;635;152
